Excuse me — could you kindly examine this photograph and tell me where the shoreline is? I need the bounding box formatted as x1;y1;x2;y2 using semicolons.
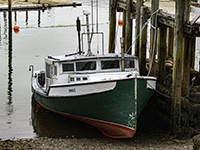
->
0;134;193;150
0;0;81;11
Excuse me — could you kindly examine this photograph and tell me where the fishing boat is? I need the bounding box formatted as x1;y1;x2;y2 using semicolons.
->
29;6;156;138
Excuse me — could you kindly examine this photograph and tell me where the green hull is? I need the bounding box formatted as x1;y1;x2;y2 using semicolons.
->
32;78;155;138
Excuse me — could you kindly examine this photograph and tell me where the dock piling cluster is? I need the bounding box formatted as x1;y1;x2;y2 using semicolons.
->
109;0;200;136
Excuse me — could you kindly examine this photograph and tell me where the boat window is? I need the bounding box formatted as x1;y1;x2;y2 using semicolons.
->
76;77;81;81
101;60;119;69
83;77;88;81
76;61;96;71
125;59;135;68
54;66;57;75
46;63;51;78
70;77;75;82
63;63;74;72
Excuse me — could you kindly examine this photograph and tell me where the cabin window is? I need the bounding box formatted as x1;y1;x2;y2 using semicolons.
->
76;77;81;81
76;61;96;71
70;77;75;82
125;59;135;68
63;63;74;72
46;63;51;78
101;60;119;69
83;77;88;81
54;66;57;75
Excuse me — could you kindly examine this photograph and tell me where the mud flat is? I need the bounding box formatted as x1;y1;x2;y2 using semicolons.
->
0;134;193;150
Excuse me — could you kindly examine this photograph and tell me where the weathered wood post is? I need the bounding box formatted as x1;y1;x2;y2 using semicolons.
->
172;0;184;134
139;6;148;76
109;0;117;53
135;0;143;56
182;0;191;97
124;0;133;54
182;35;192;97
172;0;190;134
167;28;174;57
120;37;125;71
190;37;196;69
122;7;126;40
158;25;167;83
149;0;159;76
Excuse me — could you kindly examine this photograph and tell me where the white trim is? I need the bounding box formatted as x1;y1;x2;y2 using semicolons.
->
48;82;117;96
147;80;156;90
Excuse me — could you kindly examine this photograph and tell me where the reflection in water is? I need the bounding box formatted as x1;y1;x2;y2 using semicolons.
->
14;11;17;25
38;10;41;27
3;12;7;47
10;9;50;28
31;97;104;139
7;35;13;105
6;11;14;124
26;11;28;26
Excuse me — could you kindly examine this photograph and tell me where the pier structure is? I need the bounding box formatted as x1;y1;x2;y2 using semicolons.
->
109;0;200;135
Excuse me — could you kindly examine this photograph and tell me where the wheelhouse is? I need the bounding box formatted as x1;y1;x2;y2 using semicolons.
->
44;54;139;90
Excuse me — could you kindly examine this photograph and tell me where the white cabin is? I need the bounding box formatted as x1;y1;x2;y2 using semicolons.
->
44;53;139;90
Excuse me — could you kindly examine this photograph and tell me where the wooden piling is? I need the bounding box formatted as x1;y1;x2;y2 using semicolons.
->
182;0;191;97
135;0;143;56
158;25;167;84
172;0;190;134
139;6;148;76
182;35;192;97
109;0;117;53
149;0;159;76
167;27;174;57
124;0;133;54
172;0;184;134
122;9;126;40
191;37;196;69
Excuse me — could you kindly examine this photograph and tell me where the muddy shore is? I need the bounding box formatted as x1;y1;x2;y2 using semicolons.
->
0;134;193;150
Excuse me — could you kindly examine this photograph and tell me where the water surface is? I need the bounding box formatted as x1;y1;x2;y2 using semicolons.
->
0;0;110;140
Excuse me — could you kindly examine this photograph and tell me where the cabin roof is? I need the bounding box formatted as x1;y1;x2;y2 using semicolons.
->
45;53;138;63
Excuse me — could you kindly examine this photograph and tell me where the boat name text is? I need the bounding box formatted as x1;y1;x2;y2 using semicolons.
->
69;88;76;92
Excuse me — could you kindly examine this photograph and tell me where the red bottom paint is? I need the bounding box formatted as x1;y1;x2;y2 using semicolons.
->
34;99;136;138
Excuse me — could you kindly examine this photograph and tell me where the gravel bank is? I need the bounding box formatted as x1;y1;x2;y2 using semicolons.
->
0;134;193;150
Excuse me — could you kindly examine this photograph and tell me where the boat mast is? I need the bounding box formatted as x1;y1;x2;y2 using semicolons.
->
96;0;98;33
96;0;99;53
83;10;92;55
83;0;100;55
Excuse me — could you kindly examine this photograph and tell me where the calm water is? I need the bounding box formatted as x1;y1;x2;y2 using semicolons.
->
0;0;112;140
0;0;199;140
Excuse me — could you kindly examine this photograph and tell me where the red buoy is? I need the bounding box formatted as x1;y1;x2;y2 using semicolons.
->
14;24;20;30
14;29;20;34
118;19;123;26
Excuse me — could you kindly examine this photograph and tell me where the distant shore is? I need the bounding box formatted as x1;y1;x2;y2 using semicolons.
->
0;0;81;11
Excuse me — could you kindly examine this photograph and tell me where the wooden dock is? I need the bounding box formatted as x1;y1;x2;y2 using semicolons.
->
0;1;81;11
109;0;200;136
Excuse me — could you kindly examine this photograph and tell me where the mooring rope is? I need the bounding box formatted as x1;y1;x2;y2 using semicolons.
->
125;8;200;99
126;9;160;59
